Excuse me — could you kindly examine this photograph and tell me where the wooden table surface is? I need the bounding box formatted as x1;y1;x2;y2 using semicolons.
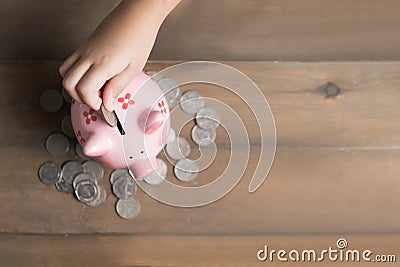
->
0;61;399;266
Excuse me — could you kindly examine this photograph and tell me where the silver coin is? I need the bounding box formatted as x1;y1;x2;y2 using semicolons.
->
55;178;74;194
45;133;70;156
75;142;91;160
38;161;61;185
116;198;141;219
75;180;98;203
61;160;83;184
110;169;131;184
174;159;199;182
40;89;64;112
100;103;117;127
168;92;181;108
165;128;176;144
112;176;136;199
61;115;75;138
146;70;163;82
61;88;72;103
86;186;106;207
73;172;96;189
191;125;216;146
82;160;104;181
165;137;191;161
196;107;221;130
144;158;167;185
179;90;205;114
158;77;181;108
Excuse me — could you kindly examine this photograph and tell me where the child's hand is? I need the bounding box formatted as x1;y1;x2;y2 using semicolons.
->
59;0;181;111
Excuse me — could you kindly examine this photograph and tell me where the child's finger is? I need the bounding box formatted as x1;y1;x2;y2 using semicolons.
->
75;64;115;111
59;52;80;78
102;64;138;112
62;60;92;104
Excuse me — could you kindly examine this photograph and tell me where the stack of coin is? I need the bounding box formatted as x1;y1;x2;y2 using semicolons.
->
74;172;106;207
110;169;141;219
62;160;107;206
38;159;107;208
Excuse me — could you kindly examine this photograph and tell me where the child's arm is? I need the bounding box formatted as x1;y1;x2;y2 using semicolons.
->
59;0;181;111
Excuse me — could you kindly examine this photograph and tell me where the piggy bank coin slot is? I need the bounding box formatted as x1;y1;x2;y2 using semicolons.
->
114;111;125;135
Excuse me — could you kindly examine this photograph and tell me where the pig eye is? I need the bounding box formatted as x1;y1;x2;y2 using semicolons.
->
140;150;144;154
129;156;133;159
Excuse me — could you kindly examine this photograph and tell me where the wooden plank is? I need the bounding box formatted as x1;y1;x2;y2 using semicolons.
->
156;0;400;61
0;234;398;267
1;147;400;234
2;61;400;148
0;0;119;60
1;61;400;235
1;1;400;61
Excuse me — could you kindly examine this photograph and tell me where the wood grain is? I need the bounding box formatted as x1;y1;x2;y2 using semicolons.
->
0;61;400;235
0;234;399;267
3;61;400;148
155;0;400;61
1;0;400;61
1;61;399;265
2;146;400;235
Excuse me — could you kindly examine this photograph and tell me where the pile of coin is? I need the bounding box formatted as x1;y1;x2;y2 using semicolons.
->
38;88;139;219
147;71;221;184
110;169;140;219
39;159;107;207
38;72;222;218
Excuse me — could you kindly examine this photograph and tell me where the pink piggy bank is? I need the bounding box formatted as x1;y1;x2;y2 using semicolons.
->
71;71;170;179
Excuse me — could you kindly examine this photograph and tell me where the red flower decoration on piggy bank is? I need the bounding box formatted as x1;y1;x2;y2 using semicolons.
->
70;72;171;179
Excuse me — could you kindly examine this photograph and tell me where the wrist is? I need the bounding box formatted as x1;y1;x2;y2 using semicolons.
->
118;0;181;27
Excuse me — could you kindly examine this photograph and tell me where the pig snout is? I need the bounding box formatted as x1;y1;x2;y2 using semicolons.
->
130;157;158;179
83;133;113;157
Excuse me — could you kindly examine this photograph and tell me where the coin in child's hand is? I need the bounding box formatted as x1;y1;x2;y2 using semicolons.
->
100;103;117;127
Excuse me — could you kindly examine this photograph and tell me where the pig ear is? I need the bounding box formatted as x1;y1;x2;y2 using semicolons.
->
83;133;112;157
144;110;164;134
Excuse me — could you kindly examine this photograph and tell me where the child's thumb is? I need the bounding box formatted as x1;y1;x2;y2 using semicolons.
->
102;65;139;111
